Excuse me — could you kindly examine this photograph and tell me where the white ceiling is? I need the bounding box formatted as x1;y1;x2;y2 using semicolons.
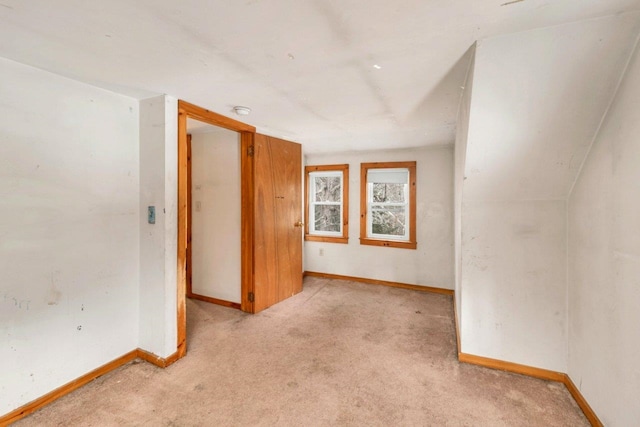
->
1;0;639;153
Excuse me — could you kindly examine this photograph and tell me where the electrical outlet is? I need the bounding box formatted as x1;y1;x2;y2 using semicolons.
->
319;248;324;256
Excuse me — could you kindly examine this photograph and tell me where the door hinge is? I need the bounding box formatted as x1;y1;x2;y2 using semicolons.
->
248;292;255;303
247;145;255;157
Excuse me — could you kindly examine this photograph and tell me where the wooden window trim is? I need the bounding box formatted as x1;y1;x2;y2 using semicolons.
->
360;161;417;250
304;164;349;244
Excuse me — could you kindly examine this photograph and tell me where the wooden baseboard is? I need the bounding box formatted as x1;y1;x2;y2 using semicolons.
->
452;295;461;356
0;349;138;425
2;293;601;427
1;347;185;425
303;271;454;296
136;348;181;369
563;375;603;427
458;352;602;426
187;292;241;310
458;352;566;382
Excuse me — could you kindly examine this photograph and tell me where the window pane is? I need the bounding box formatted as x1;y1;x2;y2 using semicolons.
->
371;206;406;236
372;183;405;203
314;205;341;232
314;176;341;202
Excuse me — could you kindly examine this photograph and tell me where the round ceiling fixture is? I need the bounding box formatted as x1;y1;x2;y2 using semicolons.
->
233;106;251;116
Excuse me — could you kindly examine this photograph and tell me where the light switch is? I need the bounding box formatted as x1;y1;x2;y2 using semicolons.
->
148;206;156;224
195;201;202;212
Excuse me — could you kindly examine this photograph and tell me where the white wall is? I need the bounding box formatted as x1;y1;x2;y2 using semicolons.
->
568;38;640;426
190;129;241;304
454;45;475;325
458;14;640;372
0;57;140;414
139;95;178;358
305;147;454;290
461;200;567;369
462;14;640;202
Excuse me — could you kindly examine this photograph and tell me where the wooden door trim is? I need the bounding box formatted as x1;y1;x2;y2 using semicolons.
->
177;108;188;359
177;100;256;359
240;132;255;313
186;134;193;297
179;100;256;133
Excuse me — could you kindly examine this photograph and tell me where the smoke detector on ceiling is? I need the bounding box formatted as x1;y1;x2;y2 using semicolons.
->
233;106;251;116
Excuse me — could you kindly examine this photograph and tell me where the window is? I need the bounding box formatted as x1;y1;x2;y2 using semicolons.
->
304;164;349;243
360;162;416;249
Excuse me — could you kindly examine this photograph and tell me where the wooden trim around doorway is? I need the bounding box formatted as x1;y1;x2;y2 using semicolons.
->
177;100;257;360
186;133;193;297
179;100;256;133
177;107;188;360
240;132;255;313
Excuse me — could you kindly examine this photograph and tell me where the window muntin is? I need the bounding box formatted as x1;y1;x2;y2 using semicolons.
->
309;171;343;236
360;162;416;249
304;164;349;243
366;168;409;241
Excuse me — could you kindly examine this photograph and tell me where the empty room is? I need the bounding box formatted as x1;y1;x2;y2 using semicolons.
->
1;1;639;426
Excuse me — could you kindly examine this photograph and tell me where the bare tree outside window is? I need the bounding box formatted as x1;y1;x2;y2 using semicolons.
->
313;176;341;232
304;164;349;243
371;183;406;236
360;162;416;250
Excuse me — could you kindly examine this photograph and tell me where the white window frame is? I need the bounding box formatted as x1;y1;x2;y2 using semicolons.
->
360;161;416;250
304;164;349;244
366;168;410;241
308;170;343;237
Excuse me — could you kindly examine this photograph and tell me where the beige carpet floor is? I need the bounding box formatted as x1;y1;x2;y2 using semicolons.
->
16;276;588;426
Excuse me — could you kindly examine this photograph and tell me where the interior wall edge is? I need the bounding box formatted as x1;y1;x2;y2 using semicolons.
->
566;27;640;198
564;374;605;427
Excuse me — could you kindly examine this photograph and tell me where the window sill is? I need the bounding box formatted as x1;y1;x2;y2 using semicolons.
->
305;235;349;244
359;238;416;250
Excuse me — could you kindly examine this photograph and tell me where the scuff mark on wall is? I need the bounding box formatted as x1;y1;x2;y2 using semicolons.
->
513;223;541;237
3;293;31;310
426;202;444;217
46;271;62;306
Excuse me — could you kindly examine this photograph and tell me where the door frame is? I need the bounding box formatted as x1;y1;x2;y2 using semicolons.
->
176;100;256;360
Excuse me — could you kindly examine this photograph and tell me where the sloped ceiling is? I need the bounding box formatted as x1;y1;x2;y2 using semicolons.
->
464;12;640;200
1;0;639;153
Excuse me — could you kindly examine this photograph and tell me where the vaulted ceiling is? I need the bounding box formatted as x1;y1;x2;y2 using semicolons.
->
1;0;639;153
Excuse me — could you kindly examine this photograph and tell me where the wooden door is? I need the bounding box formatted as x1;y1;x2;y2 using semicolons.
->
253;134;303;313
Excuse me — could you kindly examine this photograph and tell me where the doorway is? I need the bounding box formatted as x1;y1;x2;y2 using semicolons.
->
176;101;304;361
186;119;242;309
176;101;255;359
